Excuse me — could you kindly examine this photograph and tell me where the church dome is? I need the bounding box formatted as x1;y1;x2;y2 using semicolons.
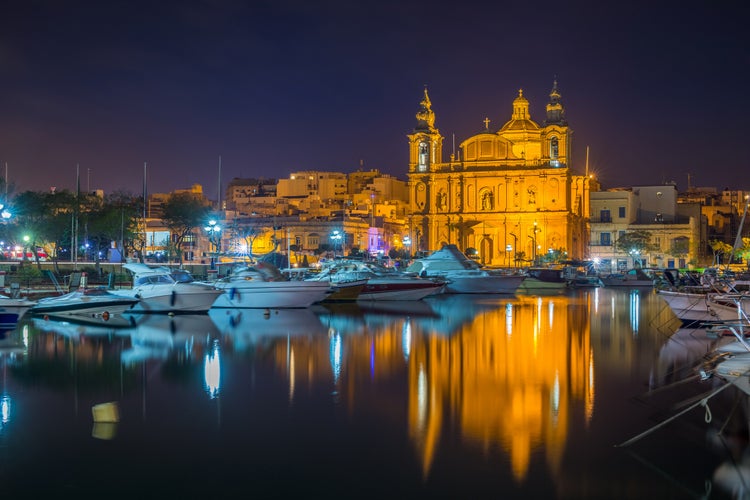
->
499;89;540;132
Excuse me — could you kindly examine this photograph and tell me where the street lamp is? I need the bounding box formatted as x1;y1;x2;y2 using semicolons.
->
529;221;540;265
508;232;518;267
330;230;343;257
204;219;221;270
629;249;640;268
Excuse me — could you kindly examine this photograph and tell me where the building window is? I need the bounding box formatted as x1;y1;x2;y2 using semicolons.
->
549;137;559;167
600;233;611;246
600;210;611;223
418;142;428;171
618;206;625;218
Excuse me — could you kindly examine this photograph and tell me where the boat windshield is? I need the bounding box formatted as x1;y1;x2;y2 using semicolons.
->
134;274;176;286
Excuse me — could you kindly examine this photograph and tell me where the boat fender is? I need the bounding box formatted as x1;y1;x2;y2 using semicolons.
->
170;290;177;307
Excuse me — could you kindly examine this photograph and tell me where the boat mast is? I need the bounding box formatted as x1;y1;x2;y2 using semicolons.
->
142;162;147;262
731;195;750;268
73;164;80;268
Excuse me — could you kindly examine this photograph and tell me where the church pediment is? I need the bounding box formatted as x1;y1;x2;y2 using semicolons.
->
460;133;516;161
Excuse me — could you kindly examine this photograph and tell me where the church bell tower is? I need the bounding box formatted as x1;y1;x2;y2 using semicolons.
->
407;87;443;173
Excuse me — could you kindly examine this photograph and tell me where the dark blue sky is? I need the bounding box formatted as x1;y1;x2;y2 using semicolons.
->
1;0;747;197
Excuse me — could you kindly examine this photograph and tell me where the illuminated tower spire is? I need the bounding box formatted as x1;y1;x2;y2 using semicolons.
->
544;79;567;126
414;86;437;132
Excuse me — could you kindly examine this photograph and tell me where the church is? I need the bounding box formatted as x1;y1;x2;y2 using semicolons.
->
406;82;595;267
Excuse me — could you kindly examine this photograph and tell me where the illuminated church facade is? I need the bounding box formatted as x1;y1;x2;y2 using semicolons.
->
406;83;595;266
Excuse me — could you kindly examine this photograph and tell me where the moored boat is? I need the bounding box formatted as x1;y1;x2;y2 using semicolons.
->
0;294;36;328
518;266;569;291
405;244;524;294
31;287;138;319
212;261;333;308
112;264;223;314
308;259;443;301
600;268;657;288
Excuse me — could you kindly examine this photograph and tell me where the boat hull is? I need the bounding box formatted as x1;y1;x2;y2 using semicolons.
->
441;275;525;294
116;284;223;313
212;281;332;308
657;290;716;324
357;280;443;301
0;298;35;327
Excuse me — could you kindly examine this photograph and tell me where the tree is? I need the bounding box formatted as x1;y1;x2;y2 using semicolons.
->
709;239;734;266
615;230;654;266
161;192;210;267
11;190;77;270
734;237;750;268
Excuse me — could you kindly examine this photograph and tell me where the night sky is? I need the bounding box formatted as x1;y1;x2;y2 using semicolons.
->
1;1;747;197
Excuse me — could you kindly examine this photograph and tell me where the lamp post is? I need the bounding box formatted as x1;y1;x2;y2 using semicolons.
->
629;249;640;268
529;221;539;265
508;232;518;267
204;219;221;270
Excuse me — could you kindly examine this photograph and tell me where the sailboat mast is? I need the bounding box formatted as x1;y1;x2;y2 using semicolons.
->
142;162;147;261
73;164;79;267
731;195;749;266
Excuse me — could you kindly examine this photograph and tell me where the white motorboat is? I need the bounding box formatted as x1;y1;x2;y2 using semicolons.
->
656;289;717;325
706;293;750;323
113;264;223;313
30;287;138;320
308;259;444;301
0;294;36;328
405;244;525;294
211;262;333;309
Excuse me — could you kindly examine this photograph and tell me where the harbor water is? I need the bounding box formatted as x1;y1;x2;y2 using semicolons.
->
0;288;745;499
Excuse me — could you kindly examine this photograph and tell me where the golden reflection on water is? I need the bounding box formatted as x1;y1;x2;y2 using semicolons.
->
273;294;597;482
16;289;680;485
277;291;679;482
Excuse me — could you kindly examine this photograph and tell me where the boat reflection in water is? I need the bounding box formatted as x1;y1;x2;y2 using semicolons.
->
209;307;327;352
121;313;220;365
0;288;744;497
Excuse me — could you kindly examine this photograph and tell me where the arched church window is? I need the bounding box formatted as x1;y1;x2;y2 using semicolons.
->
418;142;429;171
550;137;559;167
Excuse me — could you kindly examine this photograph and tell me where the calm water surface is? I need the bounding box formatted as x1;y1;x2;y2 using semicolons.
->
0;288;746;499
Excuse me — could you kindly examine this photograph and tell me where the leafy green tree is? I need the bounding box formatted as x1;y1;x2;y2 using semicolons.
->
161;192;209;267
735;237;750;268
84;192;141;271
615;230;655;262
11;190;77;269
709;239;734;266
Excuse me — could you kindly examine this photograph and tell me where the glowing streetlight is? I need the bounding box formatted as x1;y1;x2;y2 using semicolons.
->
204;219;222;270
